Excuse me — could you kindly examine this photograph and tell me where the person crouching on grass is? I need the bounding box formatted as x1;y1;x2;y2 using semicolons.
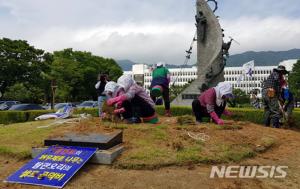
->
100;81;123;121
106;75;158;124
192;82;234;125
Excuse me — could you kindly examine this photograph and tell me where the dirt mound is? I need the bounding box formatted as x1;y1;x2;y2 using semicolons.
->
1;117;300;189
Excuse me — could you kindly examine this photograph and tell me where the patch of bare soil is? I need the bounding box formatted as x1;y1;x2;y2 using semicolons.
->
1;118;299;189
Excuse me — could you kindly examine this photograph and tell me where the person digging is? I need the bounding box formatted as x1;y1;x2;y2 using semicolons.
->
107;75;159;124
262;65;289;128
192;82;234;125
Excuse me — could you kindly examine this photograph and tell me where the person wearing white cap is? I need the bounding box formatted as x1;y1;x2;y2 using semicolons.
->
150;62;171;116
106;75;158;124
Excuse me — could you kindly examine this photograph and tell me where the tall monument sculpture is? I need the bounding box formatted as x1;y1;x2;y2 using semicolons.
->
172;0;225;106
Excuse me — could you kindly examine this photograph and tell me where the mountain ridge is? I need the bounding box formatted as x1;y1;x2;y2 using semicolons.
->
117;49;300;71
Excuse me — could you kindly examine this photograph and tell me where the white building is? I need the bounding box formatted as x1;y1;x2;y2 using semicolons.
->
279;59;298;71
144;67;198;88
123;64;198;88
123;59;298;96
224;66;276;95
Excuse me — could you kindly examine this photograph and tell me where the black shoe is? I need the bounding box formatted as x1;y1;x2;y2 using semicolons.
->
272;119;280;128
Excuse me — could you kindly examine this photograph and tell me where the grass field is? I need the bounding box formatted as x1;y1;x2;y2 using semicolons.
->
1;116;300;189
0;117;277;169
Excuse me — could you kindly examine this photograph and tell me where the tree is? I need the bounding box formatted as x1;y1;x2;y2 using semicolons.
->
0;38;123;103
0;38;52;103
288;59;300;98
3;83;44;103
50;49;123;102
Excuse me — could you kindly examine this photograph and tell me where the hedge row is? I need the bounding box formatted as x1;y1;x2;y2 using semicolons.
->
0;110;54;124
0;108;98;125
0;106;299;128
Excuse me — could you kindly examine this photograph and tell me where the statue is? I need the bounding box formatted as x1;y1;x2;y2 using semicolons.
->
172;0;226;105
195;11;207;42
222;39;233;57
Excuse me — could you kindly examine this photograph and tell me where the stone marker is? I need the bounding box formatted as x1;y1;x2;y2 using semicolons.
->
44;131;123;150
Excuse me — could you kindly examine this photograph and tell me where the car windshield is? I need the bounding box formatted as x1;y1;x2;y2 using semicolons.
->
55;104;66;109
6;102;16;106
54;103;73;109
9;104;27;110
80;102;93;106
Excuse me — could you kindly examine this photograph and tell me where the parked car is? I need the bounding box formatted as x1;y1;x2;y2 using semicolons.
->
54;103;77;110
8;104;44;111
41;103;51;110
0;101;20;110
77;101;98;108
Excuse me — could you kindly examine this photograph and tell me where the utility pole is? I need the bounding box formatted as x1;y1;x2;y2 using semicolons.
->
51;80;57;110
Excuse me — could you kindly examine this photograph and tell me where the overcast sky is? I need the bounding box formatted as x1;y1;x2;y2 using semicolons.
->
1;0;300;65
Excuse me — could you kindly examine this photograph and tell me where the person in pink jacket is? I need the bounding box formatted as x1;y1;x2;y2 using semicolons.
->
106;75;158;124
192;82;233;125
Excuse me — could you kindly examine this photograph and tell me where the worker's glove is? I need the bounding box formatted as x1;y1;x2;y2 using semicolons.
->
210;111;224;125
223;109;233;116
116;100;125;108
107;95;127;106
113;107;126;114
215;119;224;125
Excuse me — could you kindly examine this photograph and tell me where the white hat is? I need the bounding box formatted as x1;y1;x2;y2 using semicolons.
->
104;81;119;93
117;75;135;92
156;61;165;67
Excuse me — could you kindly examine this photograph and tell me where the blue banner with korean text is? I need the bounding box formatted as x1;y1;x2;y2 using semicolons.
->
5;146;97;188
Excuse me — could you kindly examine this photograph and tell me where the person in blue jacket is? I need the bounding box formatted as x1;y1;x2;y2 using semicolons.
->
281;86;294;125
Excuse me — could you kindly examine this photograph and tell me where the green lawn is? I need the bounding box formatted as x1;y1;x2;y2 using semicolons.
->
0;120;57;158
0;118;278;169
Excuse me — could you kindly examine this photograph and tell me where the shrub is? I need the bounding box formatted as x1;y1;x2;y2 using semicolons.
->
74;108;99;117
1;106;300;129
0;110;54;124
227;108;300;128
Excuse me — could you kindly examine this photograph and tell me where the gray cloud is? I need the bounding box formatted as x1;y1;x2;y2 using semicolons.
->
0;0;300;65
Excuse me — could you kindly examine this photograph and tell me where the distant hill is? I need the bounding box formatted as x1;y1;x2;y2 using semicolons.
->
116;59;137;71
226;49;300;67
165;64;195;68
117;49;300;71
116;60;195;71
